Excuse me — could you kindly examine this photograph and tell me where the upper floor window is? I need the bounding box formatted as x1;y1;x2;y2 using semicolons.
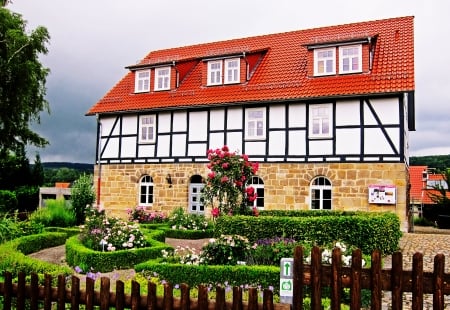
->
208;61;222;85
309;104;332;138
224;58;240;84
339;45;362;74
139;115;156;143
310;176;332;210
314;48;335;76
245;108;266;140
135;70;150;93
139;175;154;205
154;67;171;91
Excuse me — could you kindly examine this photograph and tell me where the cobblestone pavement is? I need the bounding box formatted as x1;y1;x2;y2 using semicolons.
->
381;229;450;309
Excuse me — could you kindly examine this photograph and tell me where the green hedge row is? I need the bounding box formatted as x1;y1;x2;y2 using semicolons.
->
65;231;173;273
135;259;279;289
214;212;402;254
0;232;73;279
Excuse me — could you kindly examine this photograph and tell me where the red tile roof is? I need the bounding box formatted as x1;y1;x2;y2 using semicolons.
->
410;166;450;204
87;16;414;115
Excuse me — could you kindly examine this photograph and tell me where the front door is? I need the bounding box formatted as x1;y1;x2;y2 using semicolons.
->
189;183;205;214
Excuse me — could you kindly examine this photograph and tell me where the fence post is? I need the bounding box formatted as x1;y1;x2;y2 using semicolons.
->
232;285;243;310
131;280;141;310
30;272;39;310
180;283;190;310
292;246;304;310
57;274;66;310
263;288;274;310
147;281;157;310
215;285;226;310
44;274;52;310
100;277;110;310
350;249;362;310
433;254;445;310
391;252;403;310
70;275;81;310
331;247;342;310
310;246;322;309
198;284;209;310
17;272;26;310
370;250;382;310
85;276;95;310
411;252;423;310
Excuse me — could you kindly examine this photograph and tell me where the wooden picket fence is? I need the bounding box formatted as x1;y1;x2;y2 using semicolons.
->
1;246;450;309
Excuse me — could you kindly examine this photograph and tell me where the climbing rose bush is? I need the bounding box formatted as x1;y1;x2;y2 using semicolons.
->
202;145;259;216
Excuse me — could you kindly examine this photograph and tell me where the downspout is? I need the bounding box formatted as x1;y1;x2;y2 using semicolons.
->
173;61;179;88
243;51;249;81
96;114;102;207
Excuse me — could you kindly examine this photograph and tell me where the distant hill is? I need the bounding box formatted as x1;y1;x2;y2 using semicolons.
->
410;155;450;172
42;162;94;172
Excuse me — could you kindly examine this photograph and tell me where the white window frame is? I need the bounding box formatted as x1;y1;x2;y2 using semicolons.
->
309;104;333;138
339;45;362;74
207;60;222;85
135;70;150;93
139;115;156;143
247;176;264;209
310;176;332;210
245;107;266;140
224;58;240;84
154;67;171;91
139;175;154;205
314;48;336;76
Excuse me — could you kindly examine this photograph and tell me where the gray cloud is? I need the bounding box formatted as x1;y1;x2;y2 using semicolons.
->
10;0;450;162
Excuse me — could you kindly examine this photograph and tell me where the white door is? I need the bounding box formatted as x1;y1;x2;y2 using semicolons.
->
189;183;205;214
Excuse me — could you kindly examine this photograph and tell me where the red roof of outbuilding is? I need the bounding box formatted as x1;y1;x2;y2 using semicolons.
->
410;166;450;205
87;16;414;115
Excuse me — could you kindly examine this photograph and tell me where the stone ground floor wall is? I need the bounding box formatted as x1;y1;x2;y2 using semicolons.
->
94;162;409;231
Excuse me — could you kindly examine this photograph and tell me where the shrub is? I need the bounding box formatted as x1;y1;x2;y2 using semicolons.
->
79;205;147;252
247;237;304;266
167;207;211;231
15;185;39;212
28;198;76;227
0;190;18;214
127;205;167;223
200;234;251;265
70;173;96;225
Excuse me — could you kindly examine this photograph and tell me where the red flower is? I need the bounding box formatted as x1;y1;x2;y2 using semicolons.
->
221;176;229;183
211;207;220;218
222;145;229;152
208;171;216;179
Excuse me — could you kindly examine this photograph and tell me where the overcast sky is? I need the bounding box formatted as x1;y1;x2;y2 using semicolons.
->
8;0;450;163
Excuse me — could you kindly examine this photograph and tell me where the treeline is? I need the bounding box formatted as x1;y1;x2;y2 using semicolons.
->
410;155;450;173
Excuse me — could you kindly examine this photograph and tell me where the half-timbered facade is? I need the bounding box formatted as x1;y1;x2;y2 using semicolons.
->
87;16;415;231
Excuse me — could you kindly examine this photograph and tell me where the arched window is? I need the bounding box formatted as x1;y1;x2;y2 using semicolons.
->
248;176;264;209
189;174;205;214
139;175;154;205
310;176;332;210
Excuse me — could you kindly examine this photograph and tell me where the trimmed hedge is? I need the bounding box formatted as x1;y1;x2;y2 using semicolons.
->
214;212;402;254
0;232;73;278
65;233;173;273
135;259;279;289
140;224;214;239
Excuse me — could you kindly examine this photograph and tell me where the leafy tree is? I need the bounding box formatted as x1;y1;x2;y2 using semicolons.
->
31;153;44;186
0;7;51;161
70;173;96;225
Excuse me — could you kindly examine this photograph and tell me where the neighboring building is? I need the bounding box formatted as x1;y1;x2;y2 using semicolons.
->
39;182;71;207
87;16;415;231
410;166;450;217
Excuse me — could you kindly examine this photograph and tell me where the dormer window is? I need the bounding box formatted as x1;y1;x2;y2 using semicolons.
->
208;61;222;85
154;67;171;91
314;48;335;76
339;45;362;74
135;70;150;93
207;58;240;86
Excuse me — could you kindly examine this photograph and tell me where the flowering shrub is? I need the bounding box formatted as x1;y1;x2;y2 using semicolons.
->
127;206;167;223
79;205;147;252
199;234;251;265
167;207;210;231
304;241;368;267
161;246;203;265
247;237;306;266
202;145;259;216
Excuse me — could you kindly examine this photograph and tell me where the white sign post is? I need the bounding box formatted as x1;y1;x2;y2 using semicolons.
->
279;258;294;304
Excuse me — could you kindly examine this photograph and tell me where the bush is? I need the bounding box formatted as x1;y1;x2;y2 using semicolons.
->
70;173;95;225
28;198;76;227
127;206;167;223
247;237;304;266
167;207;211;231
15;185;39;212
0;190;18;214
200;234;251;265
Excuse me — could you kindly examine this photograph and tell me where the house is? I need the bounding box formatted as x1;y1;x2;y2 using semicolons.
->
87;16;415;231
410;166;450;221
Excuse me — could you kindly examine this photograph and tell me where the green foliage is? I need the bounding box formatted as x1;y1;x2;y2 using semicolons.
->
202;146;258;215
200;235;251;265
410;155;450;173
28;198;76;227
167;207;211;231
0;189;17;213
0;8;50;156
14;185;39;212
30;153;44;186
70;173;95;224
0;232;72;278
0;211;43;243
66;234;171;273
214;212;402;255
247;237;305;266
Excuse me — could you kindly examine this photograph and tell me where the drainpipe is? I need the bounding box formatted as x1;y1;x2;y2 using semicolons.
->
96;114;102;207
